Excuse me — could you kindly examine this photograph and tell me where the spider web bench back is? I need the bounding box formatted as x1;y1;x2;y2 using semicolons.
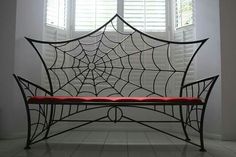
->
26;14;207;97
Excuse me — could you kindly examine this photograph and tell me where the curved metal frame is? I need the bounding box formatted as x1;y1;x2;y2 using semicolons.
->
14;14;219;151
25;14;208;98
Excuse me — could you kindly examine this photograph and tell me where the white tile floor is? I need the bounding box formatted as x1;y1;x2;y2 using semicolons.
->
0;130;236;157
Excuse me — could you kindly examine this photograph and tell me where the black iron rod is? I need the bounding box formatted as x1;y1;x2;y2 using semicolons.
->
122;115;201;148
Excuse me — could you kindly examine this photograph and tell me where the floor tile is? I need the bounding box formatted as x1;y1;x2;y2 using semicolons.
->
0;130;236;157
100;150;128;157
145;131;173;144
105;131;127;144
127;131;149;144
70;144;103;157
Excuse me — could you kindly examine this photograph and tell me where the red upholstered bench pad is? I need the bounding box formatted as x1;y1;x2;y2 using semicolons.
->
28;96;203;104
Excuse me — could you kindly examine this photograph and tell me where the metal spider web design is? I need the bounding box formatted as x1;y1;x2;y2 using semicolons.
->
27;14;205;97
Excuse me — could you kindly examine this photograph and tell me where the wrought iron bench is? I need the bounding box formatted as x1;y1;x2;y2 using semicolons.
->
14;14;218;151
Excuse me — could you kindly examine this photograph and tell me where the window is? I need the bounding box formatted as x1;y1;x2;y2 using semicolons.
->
124;0;166;32
45;0;67;29
175;0;193;28
45;0;167;33
43;0;195;94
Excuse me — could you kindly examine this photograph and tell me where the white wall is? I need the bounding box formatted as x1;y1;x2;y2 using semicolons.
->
220;0;236;140
195;0;236;140
0;1;17;137
195;0;222;138
13;0;44;137
14;0;44;80
0;0;44;138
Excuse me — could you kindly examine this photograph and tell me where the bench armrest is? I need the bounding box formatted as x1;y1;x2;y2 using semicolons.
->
13;74;52;104
181;75;219;103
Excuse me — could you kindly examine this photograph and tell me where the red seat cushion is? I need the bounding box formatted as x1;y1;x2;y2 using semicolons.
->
28;96;203;105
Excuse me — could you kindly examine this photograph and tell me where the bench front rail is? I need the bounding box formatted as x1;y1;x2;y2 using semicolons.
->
14;14;218;151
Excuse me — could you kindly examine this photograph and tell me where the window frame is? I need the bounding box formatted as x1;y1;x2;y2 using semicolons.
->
174;0;194;30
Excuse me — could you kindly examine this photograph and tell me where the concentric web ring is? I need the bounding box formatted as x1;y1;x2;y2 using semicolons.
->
34;15;203;97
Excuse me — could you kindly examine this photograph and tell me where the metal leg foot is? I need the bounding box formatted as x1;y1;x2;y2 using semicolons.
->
24;146;31;149
199;148;206;152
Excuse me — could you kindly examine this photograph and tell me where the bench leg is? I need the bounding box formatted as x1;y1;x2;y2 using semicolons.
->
199;106;207;152
24;104;53;148
24;145;31;149
199;124;206;152
199;131;206;152
24;105;32;149
179;106;190;141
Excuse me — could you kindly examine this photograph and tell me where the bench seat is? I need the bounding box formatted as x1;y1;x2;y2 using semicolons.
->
28;96;203;105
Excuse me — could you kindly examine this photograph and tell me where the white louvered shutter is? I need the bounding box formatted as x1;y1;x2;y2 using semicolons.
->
123;0;168;96
170;0;195;95
74;0;117;31
174;26;195;76
43;0;69;91
124;0;166;32
42;28;69;90
172;26;195;95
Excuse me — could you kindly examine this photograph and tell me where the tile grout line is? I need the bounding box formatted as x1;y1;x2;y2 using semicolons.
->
98;130;109;157
69;130;92;157
126;131;129;157
220;143;236;155
144;131;160;157
166;132;188;151
207;141;236;157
